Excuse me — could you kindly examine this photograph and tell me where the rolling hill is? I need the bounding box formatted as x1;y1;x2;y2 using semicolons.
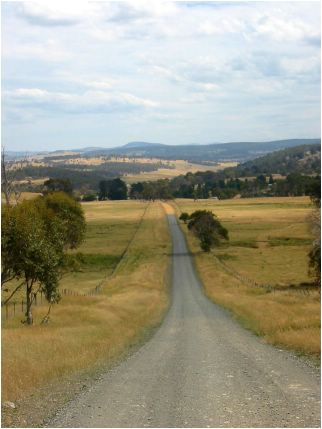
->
82;138;321;162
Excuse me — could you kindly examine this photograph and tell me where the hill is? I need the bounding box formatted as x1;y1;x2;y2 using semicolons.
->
84;139;321;162
129;143;321;200
122;141;166;149
231;143;321;177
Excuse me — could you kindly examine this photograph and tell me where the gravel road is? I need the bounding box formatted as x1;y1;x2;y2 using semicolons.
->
50;214;320;428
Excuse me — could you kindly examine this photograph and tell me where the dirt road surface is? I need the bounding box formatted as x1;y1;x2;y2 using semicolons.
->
49;214;320;427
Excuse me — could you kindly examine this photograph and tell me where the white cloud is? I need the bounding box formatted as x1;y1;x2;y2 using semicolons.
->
254;14;319;43
4;88;159;114
2;1;320;149
280;56;320;76
2;39;71;62
102;1;178;22
16;2;96;26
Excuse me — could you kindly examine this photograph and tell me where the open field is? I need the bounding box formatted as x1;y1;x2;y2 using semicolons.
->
2;201;171;411
123;160;238;183
10;156;238;188
174;197;320;357
1;191;42;205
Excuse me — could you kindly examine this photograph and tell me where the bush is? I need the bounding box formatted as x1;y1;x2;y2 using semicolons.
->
82;193;97;202
188;210;228;252
179;212;190;223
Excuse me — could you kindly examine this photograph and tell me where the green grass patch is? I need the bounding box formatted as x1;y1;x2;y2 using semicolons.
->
229;240;259;248
216;253;237;261
74;253;121;271
269;237;313;246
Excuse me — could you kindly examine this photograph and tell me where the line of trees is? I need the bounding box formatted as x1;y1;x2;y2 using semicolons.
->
128;172;320;201
76;172;320;203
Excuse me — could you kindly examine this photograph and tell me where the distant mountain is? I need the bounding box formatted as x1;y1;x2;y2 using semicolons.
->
122;141;166;148
5;150;49;160
84;138;321;163
70;147;105;153
7;138;321;163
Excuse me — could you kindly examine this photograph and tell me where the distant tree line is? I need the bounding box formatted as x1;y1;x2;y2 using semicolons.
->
12;161;169;193
128;172;321;201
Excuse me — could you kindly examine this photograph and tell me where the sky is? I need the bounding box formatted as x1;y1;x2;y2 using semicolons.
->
1;0;321;151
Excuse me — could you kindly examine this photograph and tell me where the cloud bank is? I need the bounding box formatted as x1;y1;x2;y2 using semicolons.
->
2;1;320;150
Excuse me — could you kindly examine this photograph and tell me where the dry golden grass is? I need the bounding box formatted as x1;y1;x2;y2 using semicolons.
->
2;201;171;402
1;192;41;204
174;196;320;357
124;160;238;183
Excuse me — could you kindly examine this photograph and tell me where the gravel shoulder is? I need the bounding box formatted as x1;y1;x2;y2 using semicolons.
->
48;214;320;428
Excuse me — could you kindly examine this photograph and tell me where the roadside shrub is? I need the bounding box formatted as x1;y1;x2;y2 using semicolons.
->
188;210;228;252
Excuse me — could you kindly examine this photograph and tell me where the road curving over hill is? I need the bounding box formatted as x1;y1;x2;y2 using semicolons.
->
49;212;320;428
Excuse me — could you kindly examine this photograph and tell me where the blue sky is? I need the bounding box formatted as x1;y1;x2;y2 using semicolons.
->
2;1;321;151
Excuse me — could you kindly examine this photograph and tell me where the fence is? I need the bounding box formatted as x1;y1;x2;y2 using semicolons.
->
171;200;312;295
2;202;152;321
1;288;101;321
87;201;150;295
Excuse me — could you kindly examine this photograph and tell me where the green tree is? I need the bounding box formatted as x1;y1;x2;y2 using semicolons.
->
108;178;127;200
99;179;127;200
98;180;110;200
43;178;73;195
38;192;86;249
307;176;321;208
130;182;144;199
307;179;321;287
1;193;86;324
188;210;228;252
2;201;63;324
179;212;190;223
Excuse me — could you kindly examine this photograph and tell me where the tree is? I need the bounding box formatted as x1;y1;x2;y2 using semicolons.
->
2;201;63;324
308;211;320;288
179;212;190;223
98;180;110;200
98;179;127;200
108;178;127;200
43;178;73;195
307;178;321;287
307;176;321;208
1;193;86;324
187;210;228;252
38;192;86;249
1;147;23;206
130;182;144;199
256;174;267;187
142;183;156;201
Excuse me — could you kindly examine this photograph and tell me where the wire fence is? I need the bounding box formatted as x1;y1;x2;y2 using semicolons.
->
2;202;151;321
1;288;101;321
88;201;150;295
172;200;313;295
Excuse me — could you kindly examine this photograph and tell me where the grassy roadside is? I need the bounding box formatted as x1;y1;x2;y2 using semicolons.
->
2;201;171;421
173;197;320;358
